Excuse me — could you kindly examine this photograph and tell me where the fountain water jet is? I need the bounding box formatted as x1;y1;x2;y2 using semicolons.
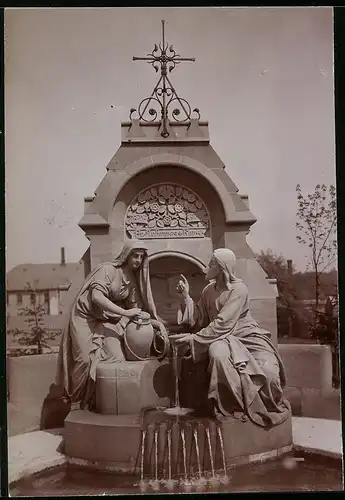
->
162;427;178;491
148;426;160;491
168;428;172;480
180;427;193;491
181;428;187;480
163;344;193;416
138;430;148;492
205;426;220;488
193;426;202;479
217;425;230;485
174;345;179;409
193;424;208;491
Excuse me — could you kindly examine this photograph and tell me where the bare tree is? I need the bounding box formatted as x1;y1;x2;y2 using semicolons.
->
8;283;60;355
296;183;337;324
256;249;312;338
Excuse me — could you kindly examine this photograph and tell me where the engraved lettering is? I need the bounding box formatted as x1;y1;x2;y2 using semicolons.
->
116;367;139;378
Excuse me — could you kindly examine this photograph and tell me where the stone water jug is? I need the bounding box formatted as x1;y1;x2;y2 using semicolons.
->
124;312;154;361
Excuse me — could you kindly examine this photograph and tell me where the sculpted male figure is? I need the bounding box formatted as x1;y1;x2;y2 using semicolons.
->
170;248;291;427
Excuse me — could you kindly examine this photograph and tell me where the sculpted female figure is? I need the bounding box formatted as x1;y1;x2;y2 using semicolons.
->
56;240;167;410
170;248;291;427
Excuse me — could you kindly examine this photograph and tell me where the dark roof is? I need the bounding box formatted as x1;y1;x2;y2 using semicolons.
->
6;263;84;292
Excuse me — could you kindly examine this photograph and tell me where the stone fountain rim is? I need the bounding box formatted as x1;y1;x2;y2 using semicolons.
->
7;418;343;486
8;445;342;489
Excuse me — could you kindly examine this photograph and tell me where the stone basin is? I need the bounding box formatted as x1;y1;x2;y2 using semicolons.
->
63;357;294;473
64;409;293;473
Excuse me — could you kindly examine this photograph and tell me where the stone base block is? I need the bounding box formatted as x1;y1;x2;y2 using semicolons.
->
220;413;292;460
278;344;333;392
7;353;71;435
301;388;341;420
283;386;341;420
64;410;293;473
95;359;174;415
65;411;142;470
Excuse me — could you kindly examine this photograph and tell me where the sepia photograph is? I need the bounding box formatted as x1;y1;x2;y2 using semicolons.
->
5;6;343;495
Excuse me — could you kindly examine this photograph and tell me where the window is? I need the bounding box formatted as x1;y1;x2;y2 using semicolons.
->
44;292;50;315
30;293;36;306
17;293;23;306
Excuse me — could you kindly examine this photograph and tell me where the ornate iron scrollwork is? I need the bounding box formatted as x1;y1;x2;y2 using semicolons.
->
130;20;201;138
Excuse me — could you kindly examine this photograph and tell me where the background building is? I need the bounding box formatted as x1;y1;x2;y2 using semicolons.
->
6;247;84;350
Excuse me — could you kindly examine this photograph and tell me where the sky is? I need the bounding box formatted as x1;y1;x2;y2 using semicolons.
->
5;7;336;272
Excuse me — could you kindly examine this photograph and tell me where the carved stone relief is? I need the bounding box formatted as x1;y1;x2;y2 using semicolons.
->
125;184;210;239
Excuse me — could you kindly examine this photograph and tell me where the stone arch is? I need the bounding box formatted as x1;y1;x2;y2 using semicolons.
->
110;153;238;223
109;163;226;253
148;250;207;273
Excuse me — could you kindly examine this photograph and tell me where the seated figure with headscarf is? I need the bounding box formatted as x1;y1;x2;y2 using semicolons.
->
170;248;291;428
56;240;169;411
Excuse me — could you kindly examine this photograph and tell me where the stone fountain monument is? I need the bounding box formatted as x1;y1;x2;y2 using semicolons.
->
64;21;292;490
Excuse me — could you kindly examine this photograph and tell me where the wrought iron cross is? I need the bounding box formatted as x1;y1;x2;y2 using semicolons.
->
130;20;200;138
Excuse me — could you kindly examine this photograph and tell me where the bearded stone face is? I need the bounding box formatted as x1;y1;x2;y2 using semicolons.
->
205;256;221;281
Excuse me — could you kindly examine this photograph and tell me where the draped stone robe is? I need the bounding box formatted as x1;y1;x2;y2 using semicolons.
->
56;264;146;409
178;280;291;427
56;239;161;410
